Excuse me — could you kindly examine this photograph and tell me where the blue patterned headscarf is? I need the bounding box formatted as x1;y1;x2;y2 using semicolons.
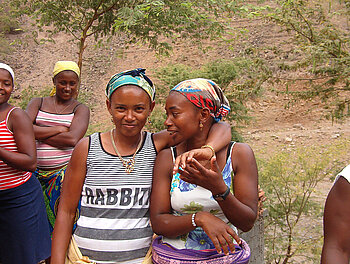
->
106;68;156;102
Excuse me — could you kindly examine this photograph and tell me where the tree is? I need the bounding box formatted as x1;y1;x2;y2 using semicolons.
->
16;0;243;72
0;0;21;59
259;140;349;263
264;0;350;120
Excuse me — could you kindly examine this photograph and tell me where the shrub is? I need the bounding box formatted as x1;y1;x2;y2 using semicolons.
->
259;140;349;263
0;0;21;57
155;58;271;136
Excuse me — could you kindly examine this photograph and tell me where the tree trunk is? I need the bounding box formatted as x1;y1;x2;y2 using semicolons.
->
76;35;87;98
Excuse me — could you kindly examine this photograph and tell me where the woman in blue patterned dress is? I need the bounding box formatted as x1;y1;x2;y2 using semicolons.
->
150;78;259;263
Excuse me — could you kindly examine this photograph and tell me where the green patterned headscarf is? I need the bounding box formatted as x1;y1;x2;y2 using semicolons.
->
105;68;155;102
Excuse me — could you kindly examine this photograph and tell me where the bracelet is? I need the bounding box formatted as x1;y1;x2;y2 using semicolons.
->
201;144;215;158
191;213;197;227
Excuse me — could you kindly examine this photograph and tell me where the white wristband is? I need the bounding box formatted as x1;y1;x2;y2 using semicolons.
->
191;213;197;227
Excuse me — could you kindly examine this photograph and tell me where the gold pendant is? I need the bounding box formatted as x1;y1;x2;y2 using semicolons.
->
123;158;135;173
110;129;142;174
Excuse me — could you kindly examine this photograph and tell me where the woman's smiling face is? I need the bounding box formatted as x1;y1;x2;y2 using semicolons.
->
107;85;154;137
164;91;201;143
0;69;13;105
53;70;79;100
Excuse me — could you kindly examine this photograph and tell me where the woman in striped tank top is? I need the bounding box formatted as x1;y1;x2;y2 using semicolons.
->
51;68;232;264
26;61;90;234
0;63;51;264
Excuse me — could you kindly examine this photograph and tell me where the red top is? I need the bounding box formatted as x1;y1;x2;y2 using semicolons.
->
0;108;31;190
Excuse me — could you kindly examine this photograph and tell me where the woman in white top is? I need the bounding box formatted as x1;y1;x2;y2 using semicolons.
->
150;78;258;263
321;165;350;263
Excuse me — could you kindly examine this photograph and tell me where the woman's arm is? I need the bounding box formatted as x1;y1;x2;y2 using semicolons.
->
173;121;232;173
321;176;350;264
42;104;90;148
153;121;231;158
51;137;89;264
220;143;258;231
205;121;231;155
26;97;67;140
0;108;37;172
179;143;258;232
150;149;240;255
150;149;193;236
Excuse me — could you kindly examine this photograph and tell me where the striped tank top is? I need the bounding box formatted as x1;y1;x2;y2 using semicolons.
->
35;109;75;169
0;108;31;190
74;132;157;264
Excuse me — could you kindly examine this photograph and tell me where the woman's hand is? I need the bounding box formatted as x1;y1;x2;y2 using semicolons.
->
195;211;241;255
178;156;228;195
56;125;69;133
173;148;213;175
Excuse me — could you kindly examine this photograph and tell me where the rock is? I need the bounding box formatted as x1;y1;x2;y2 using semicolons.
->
253;135;261;140
331;133;341;139
285;137;293;142
293;123;305;130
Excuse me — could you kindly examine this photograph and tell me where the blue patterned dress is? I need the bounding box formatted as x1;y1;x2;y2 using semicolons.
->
162;142;237;250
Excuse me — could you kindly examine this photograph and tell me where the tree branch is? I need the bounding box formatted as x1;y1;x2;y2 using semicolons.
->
272;74;339;81
295;6;314;43
48;10;80;40
97;0;119;17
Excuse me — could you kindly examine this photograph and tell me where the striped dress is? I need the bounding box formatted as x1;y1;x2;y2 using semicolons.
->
0;107;31;190
74;132;156;264
35;110;74;169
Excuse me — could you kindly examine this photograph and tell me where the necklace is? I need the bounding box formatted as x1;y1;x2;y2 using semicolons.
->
110;129;143;173
54;98;74;114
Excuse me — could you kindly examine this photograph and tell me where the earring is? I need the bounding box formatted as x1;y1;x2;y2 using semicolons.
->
148;118;152;124
199;122;203;131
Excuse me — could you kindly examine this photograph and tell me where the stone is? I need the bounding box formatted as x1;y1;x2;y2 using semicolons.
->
293;123;305;130
285;137;293;142
331;133;341;139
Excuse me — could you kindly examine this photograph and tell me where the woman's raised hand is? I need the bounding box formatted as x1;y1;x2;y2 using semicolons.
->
177;156;228;195
195;211;241;255
173;147;214;175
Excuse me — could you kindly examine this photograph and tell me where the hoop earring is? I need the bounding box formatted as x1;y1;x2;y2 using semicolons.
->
199;122;203;131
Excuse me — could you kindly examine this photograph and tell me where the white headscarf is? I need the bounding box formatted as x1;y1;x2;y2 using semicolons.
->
0;63;15;83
